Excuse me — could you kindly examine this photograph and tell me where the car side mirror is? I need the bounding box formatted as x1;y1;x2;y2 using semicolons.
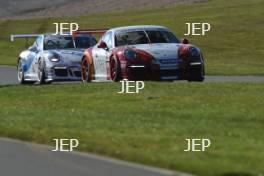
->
182;38;189;44
98;41;108;50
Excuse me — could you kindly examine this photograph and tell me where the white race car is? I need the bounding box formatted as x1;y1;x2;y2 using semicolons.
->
11;33;97;84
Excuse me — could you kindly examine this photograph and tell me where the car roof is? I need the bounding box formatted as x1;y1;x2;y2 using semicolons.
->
43;33;94;37
110;25;170;33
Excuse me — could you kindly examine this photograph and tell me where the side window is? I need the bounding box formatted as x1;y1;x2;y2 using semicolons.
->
102;32;112;49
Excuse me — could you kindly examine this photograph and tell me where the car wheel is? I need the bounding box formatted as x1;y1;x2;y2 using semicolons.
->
188;65;205;82
37;59;46;84
17;59;26;84
81;59;91;83
110;56;122;82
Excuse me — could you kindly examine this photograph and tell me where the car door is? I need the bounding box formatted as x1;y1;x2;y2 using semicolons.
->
92;31;112;80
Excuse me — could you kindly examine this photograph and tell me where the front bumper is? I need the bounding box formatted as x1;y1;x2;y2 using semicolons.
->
45;64;82;82
123;60;204;81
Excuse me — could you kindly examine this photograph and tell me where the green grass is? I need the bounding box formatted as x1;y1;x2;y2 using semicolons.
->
0;82;263;176
0;0;263;75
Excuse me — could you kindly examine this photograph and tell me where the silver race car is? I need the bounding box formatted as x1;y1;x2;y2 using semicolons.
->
11;33;97;84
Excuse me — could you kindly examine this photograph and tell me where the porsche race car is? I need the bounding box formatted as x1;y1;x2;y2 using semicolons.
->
81;25;205;82
11;32;99;84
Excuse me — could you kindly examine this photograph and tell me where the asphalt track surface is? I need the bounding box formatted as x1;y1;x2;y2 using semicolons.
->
0;65;264;85
0;65;18;85
0;138;192;176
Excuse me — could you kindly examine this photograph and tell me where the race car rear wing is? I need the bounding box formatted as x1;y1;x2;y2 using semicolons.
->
72;29;108;38
10;29;108;41
10;34;40;42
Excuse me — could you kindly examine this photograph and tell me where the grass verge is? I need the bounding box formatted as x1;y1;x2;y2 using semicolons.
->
0;82;263;176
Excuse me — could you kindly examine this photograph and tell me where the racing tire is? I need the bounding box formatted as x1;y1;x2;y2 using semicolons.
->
110;56;122;82
17;59;26;84
188;65;205;82
37;59;46;84
81;59;91;83
17;59;34;84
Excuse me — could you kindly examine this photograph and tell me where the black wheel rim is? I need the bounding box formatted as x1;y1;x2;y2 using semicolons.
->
38;61;43;81
110;59;116;80
82;61;89;82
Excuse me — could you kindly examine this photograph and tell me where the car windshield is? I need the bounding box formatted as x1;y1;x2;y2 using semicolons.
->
44;35;74;50
146;30;179;44
44;35;97;50
115;30;179;47
75;36;97;48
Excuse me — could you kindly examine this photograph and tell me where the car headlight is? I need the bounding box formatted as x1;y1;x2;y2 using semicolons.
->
189;47;200;57
48;53;61;62
44;52;61;62
49;57;60;62
124;49;138;60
